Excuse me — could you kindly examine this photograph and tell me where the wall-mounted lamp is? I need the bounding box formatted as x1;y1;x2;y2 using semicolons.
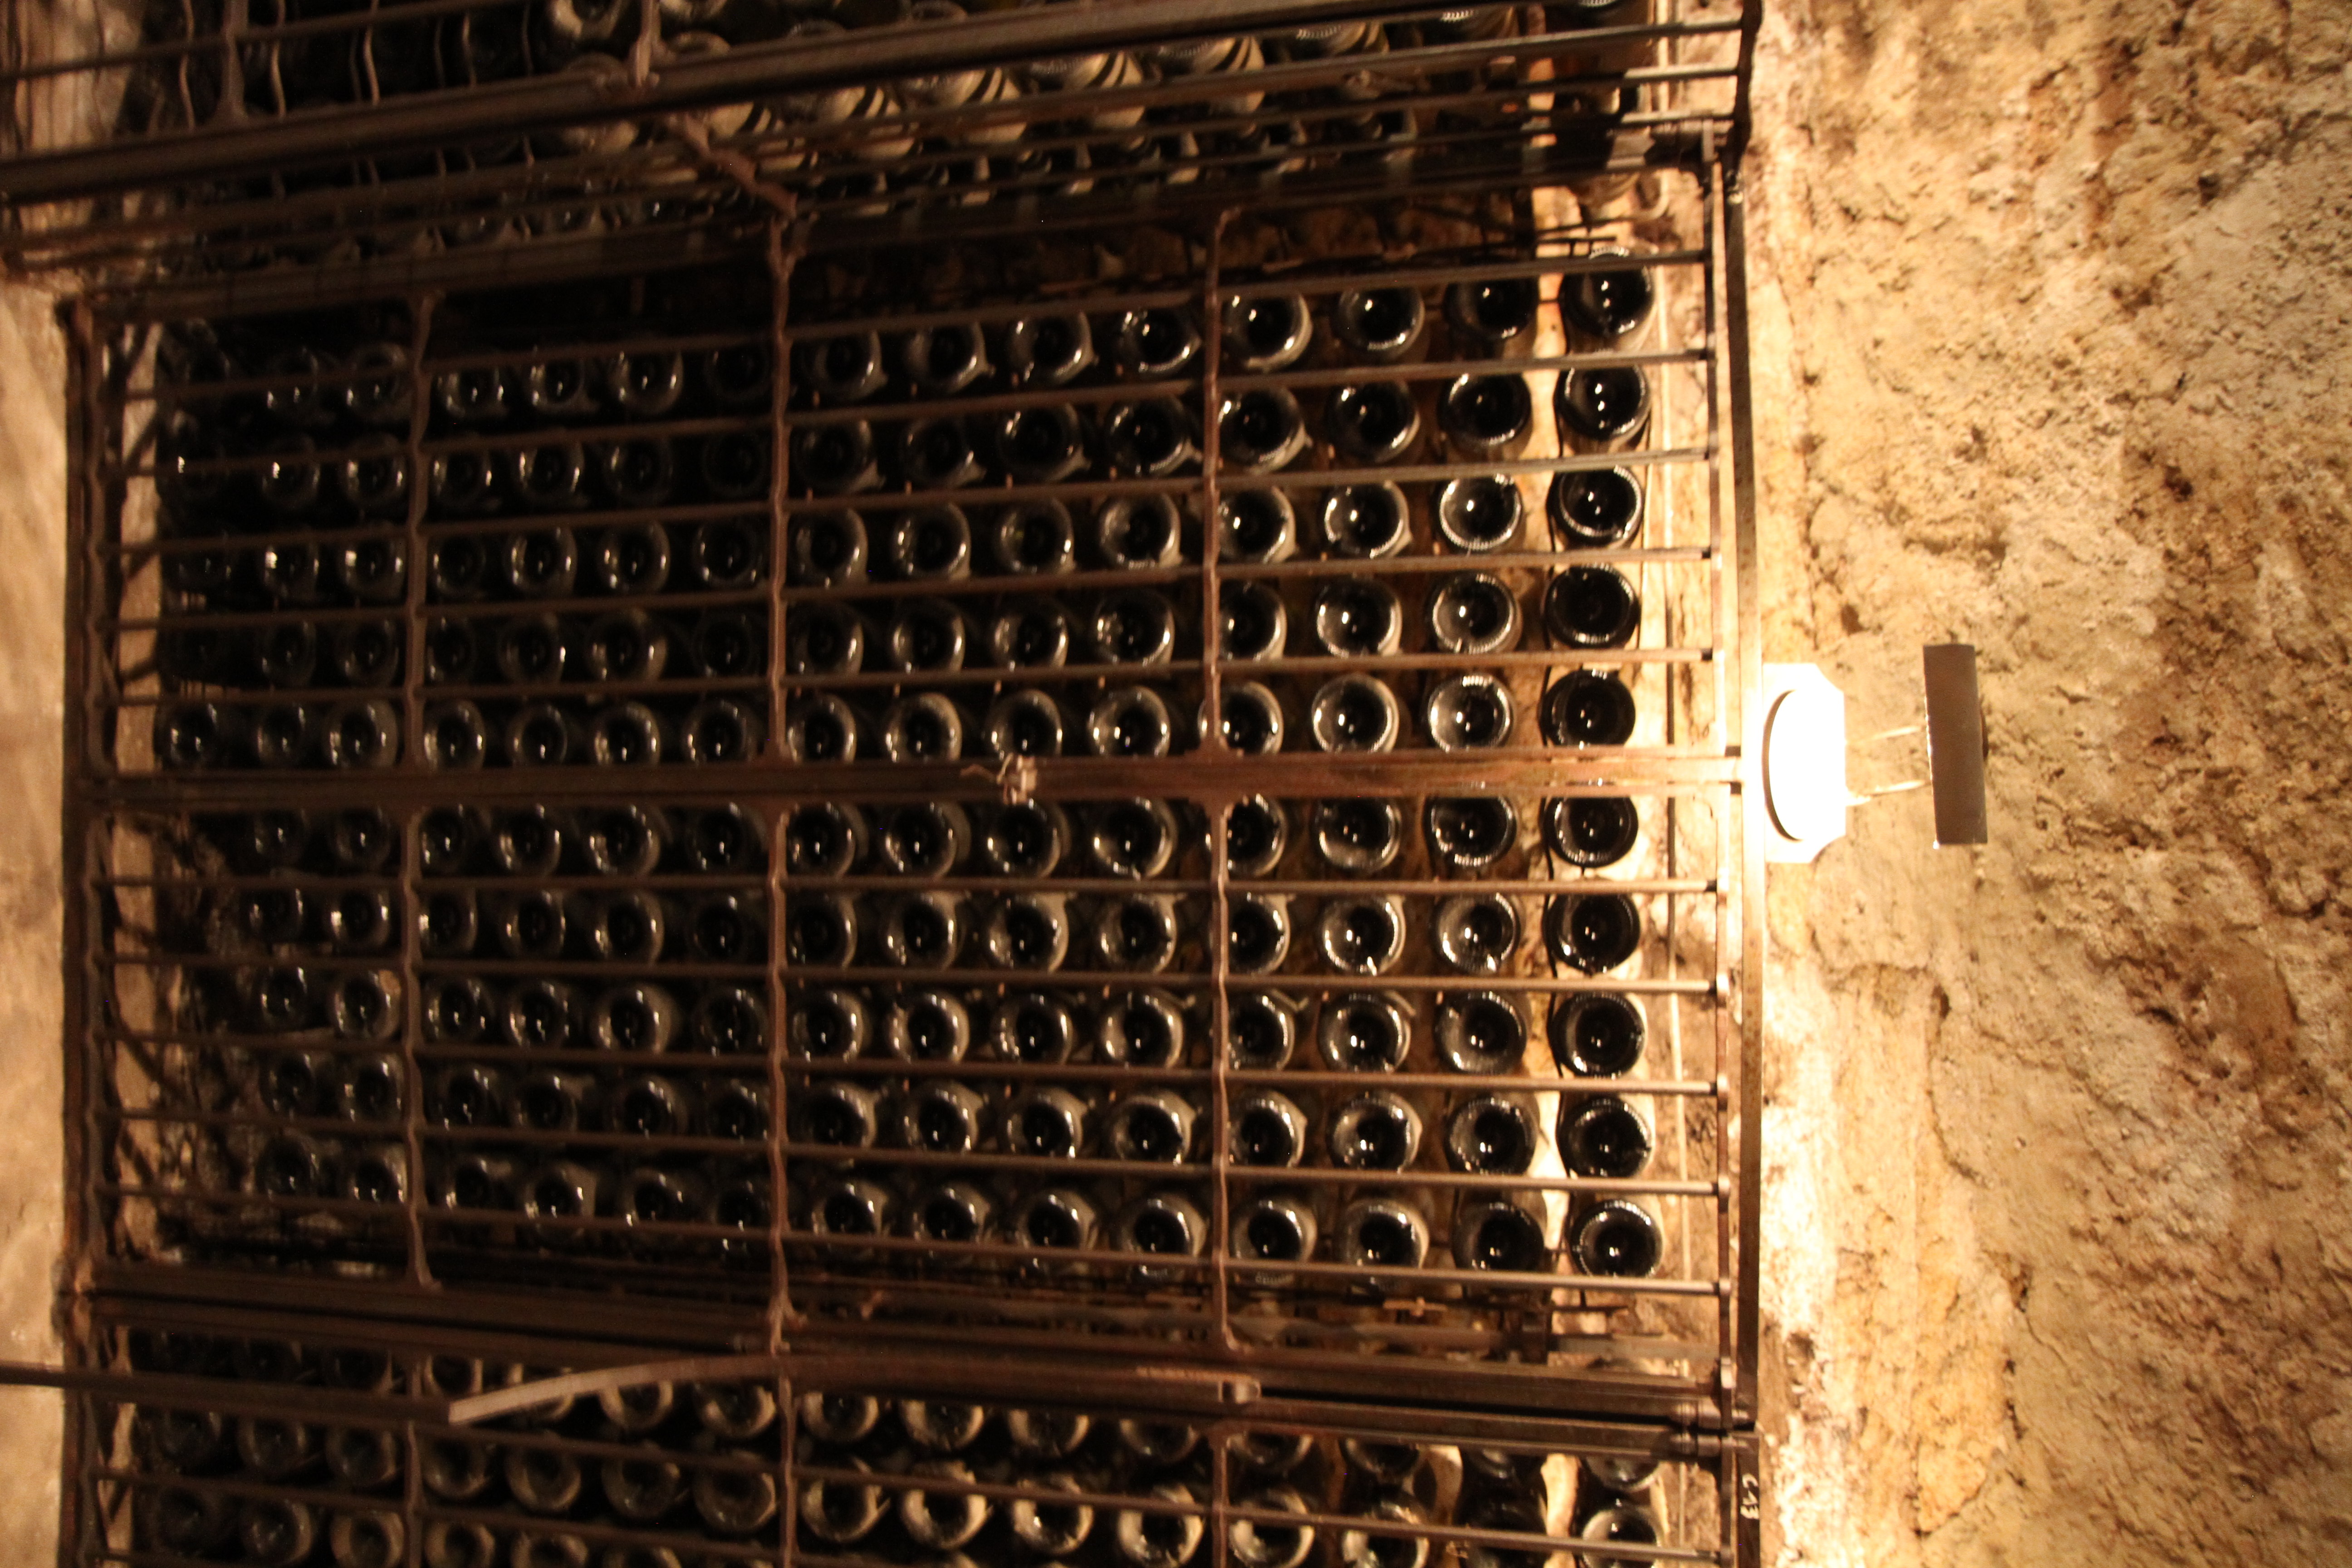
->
1761;645;1989;862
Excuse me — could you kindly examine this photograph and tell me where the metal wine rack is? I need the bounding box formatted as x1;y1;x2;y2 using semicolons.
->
20;4;1768;1566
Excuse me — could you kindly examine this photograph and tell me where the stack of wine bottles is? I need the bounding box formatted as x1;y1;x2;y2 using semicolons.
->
146;307;774;778
109;1327;1695;1568
94;0;1693;264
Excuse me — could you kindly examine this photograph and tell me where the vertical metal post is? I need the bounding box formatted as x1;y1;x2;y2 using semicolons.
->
397;293;440;1288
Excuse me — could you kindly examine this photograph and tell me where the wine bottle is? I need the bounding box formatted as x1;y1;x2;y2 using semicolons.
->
1220;889;1289;974
878;891;962;968
1436;474;1523;552
1432;892;1522;973
1115;1190;1207;1279
878;801;971;877
1221;387;1310;472
1220;580;1289;662
693;1452;780;1537
429;448;504;517
1426;571;1523;657
700;429;772;502
692;1381;776;1443
1105;1088;1195;1164
1011;1189;1101;1250
1446;274;1542;346
1210;679;1286;755
1112;307;1201;377
507;979;589;1052
1542;892;1642;973
1568;1198;1661;1278
1440;372;1534;457
1333;1196;1428;1271
1232;1194;1317;1285
421;977;495;1044
792;1079;881;1152
1113;1483;1205;1568
898;1185;992;1241
597;435;678;511
1318;990;1411;1072
1451;1199;1548;1276
1091;892;1179;972
1317;895;1405;975
979;801;1070;878
426;536;493;603
1011;1471;1097;1556
681;698;765;765
330;970;404;1040
1328;1091;1421;1171
1228;1090;1307;1167
785;803;867;879
983;688;1066;759
808;1175;896;1247
1548;993;1645;1077
505;528;580;598
240;1499;320;1568
1539;670;1637;747
504;1441;585;1514
1225;292;1313;372
1308;675;1401;752
791;421;882;496
335;1051;403;1122
1559;1095;1652;1179
868;988;955;1063
1423;796;1517;871
995;403;1092;484
1553;367;1651;446
344;342;415;428
799;1389;882;1446
785;601;870;676
799;330;888;404
1325;382;1421;465
336;436;412;518
985;596;1072;671
1544;565;1642;649
1313;798;1402;873
1228;990;1299;1071
1087;686;1176;758
990;991;1079;1065
514;441;591;511
1090;588;1178;666
1563;255;1656;341
1004;312;1095;387
1312;480;1402;554
691;985;770;1055
1104;397;1199;477
600;1445;686;1525
1094;986;1186;1067
1226;795;1289;879
990;498;1076;574
898;1080;987;1157
1545;795;1640;868
801;1456;885;1544
1435;992;1526;1074
1091;494;1185;569
902;322;990;398
593;522;673;597
898;421;987;494
1219;489;1297;564
1312;578;1402;657
1426;675;1516;751
1231;1489;1317;1568
984;891;1069;970
588;981;680;1056
789;510;867;586
235;1415;319;1480
1446;1093;1540;1175
1000;1409;1089;1463
885;596;973;672
1332;287;1426;362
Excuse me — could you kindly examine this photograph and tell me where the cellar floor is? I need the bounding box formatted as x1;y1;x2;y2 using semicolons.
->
0;0;2347;1563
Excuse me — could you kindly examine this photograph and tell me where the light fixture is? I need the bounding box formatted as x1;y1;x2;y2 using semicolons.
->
1759;663;1849;863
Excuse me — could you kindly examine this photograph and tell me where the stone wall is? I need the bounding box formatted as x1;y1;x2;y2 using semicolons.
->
1742;0;2352;1561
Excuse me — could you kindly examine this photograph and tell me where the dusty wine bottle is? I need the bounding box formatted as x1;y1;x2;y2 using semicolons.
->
1425;674;1516;750
1559;1095;1653;1179
1332;287;1426;362
1319;990;1412;1072
1553;366;1651;446
1543;892;1643;973
1539;670;1638;747
1545;795;1640;868
1543;565;1642;649
1548;993;1645;1077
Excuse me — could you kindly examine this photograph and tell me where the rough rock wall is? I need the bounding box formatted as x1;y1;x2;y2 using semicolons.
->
1740;0;2352;1563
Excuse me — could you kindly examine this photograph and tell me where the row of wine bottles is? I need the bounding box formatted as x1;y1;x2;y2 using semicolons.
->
780;366;1651;508
151;691;772;771
774;666;1640;768
785;981;1647;1078
794;1170;1665;1283
778;565;1637;670
783;462;1645;589
786;795;1634;882
157;523;763;614
783;1073;1656;1179
778;885;1647;976
163;804;761;881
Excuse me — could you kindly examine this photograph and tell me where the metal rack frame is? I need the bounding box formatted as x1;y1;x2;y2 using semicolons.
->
30;4;1769;1563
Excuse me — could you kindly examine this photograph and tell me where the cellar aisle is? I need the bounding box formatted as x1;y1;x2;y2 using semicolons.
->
0;278;70;1562
1744;1;2352;1564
